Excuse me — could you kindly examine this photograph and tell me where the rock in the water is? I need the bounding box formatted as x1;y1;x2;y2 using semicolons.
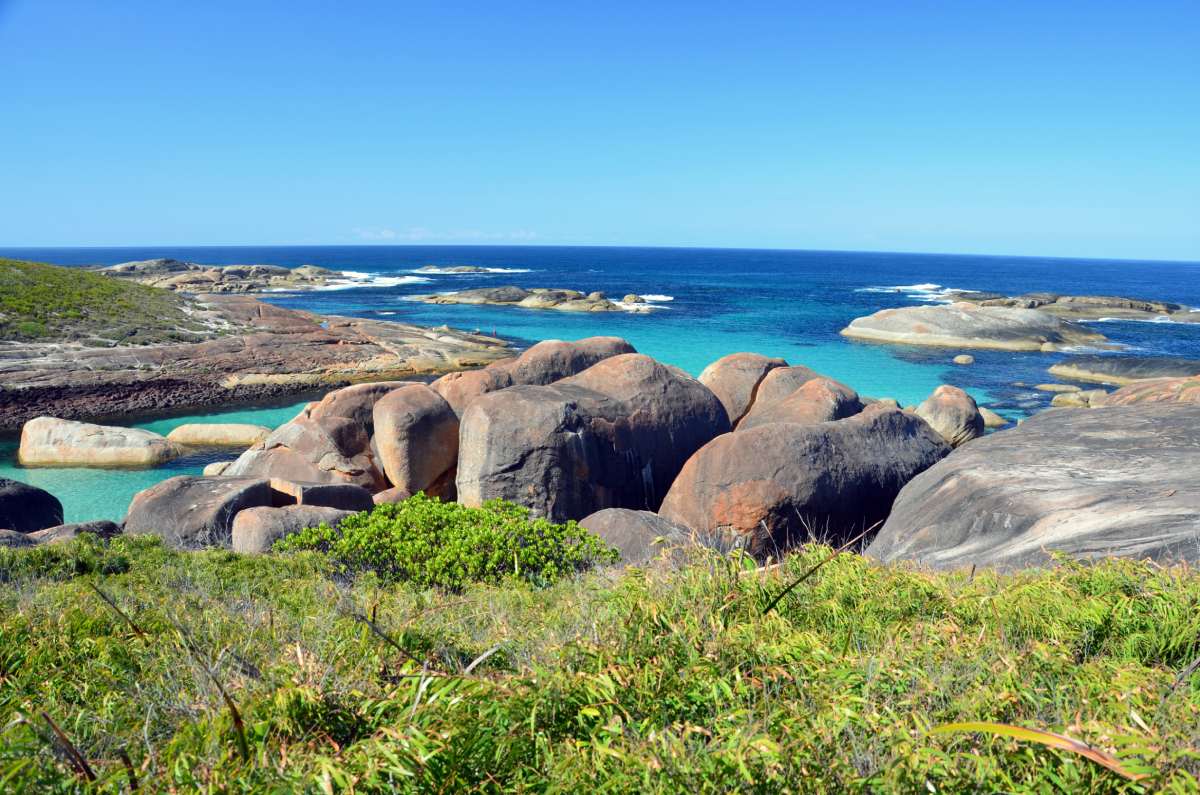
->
840;303;1110;351
914;385;984;447
223;414;386;490
979;407;1010;429
19;417;182;467
866;404;1200;570
232;505;351;553
268;478;374;511
737;377;863;430
953;354;975;365
29;520;122;545
166;423;271;447
432;336;636;416
372;384;459;500
0;478;63;533
659;406;951;555
1049;389;1108;408
1048;355;1200;386
1098;375;1200;407
698;353;788;425
125;476;272;549
414;286;639;313
1035;383;1081;393
307;381;411;433
457;354;729;522
203;461;233;476
579;508;694;566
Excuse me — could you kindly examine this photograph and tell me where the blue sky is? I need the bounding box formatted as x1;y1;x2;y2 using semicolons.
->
1;0;1197;260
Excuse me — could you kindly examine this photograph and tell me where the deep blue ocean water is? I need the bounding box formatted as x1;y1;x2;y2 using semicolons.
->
4;245;1200;521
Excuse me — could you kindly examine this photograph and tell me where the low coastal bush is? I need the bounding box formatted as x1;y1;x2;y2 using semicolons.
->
1;535;1199;791
274;494;619;589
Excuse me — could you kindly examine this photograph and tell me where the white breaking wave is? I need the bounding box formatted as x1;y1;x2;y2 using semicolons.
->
641;294;675;302
311;271;433;291
854;283;977;303
411;266;534;274
1088;315;1190;325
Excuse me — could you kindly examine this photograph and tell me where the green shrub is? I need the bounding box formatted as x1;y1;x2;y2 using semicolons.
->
274;494;618;589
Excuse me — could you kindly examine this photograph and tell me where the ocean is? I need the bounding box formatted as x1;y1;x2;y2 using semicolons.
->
4;245;1200;522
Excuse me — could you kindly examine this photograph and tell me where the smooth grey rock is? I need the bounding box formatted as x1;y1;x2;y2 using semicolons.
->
0;477;63;533
29;520;122;545
914;385;984;447
1048;355;1200;386
268;478;374;511
125;476;272;549
224;415;386;490
579;508;695;566
865;404;1200;570
840;302;1110;351
19;417;182;467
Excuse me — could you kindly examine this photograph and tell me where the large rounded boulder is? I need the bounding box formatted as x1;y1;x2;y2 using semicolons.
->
579;508;695;567
0;478;64;533
737;377;863;430
659;406;951;555
913;385;984;447
19;417;182;467
865;404;1200;570
697;352;787;425
308;381;411;433
232;505;352;554
456;354;729;522
125;476;273;549
373;384;460;500
223;414;386;490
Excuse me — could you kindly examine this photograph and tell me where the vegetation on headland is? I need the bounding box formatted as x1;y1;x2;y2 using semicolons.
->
2;504;1199;792
0;258;217;345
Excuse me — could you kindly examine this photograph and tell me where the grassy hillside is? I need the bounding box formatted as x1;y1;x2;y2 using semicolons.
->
1;527;1198;791
0;258;217;345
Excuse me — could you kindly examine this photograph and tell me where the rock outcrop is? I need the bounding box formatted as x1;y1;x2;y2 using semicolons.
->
18;417;182;467
0;294;510;432
232;505;351;554
432;337;636;416
1049;389;1108;408
29;520;123;545
99;259;341;292
866;404;1200;570
413;286;654;313
373;384;460;500
840;303;1110;351
947;291;1199;323
1047;356;1200;386
658;406;951;555
125;476;273;549
0;478;64;533
457;354;730;522
166;423;271;447
1097;376;1200;407
579;508;695;566
698;353;788;425
914;385;984;447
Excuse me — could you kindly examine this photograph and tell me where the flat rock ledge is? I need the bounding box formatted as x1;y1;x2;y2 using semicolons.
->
412;286;656;313
840;302;1111;352
98;259;341;293
945;291;1200;323
1047;355;1200;386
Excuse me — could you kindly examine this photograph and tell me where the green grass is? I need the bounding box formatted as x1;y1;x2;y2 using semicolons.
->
0;258;217;345
1;533;1199;792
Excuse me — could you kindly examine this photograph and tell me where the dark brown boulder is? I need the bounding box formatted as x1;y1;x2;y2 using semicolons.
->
0;478;63;533
373;384;460;500
698;353;788;425
737;377;863;430
125;476;272;549
579;508;695;566
232;505;352;554
659;407;951;555
457;354;729;522
865;404;1200;570
913;385;984;447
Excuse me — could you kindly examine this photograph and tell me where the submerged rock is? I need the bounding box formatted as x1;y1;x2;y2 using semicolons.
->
865;404;1200;569
840;303;1110;351
0;478;64;533
18;417;182;467
658;406;951;555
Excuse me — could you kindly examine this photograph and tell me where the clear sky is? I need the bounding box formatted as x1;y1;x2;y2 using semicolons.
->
2;0;1197;260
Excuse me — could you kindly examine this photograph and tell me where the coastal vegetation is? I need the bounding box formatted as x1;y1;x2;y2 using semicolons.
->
1;527;1198;791
0;258;214;345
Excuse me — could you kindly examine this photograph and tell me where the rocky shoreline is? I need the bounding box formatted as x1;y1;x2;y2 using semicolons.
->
97;258;344;292
411;285;659;313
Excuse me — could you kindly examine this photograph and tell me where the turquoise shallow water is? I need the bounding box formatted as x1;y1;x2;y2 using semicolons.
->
4;245;1200;523
0;402;310;523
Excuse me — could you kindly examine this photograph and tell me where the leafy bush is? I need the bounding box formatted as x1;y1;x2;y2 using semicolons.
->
275;494;618;589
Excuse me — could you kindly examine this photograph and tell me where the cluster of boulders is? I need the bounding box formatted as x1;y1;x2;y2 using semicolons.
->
0;478;121;548
412;286;658;313
18;417;270;467
98;258;340;292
